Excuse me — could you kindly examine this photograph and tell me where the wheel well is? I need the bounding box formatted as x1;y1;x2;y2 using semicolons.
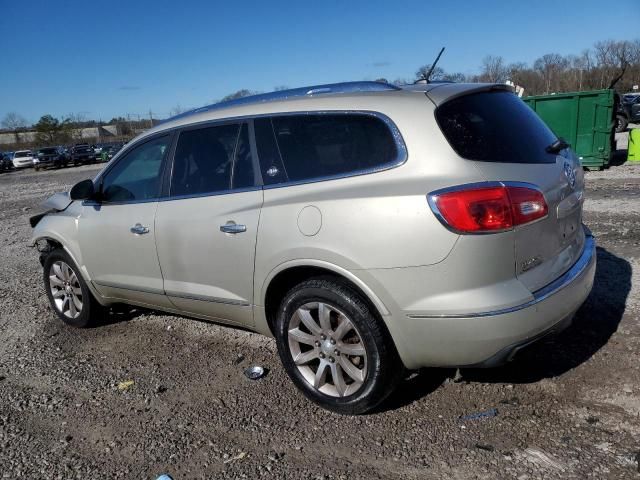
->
263;266;383;337
35;237;63;266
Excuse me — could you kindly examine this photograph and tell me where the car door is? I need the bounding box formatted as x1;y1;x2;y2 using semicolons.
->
78;133;174;309
154;121;263;326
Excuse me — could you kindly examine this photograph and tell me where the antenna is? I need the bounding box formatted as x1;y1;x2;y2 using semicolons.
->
423;47;445;83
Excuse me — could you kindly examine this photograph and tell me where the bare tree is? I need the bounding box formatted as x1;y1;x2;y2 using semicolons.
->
220;89;256;102
62;113;88;142
1;112;28;144
169;105;187;116
479;55;508;83
533;53;569;93
415;64;446;81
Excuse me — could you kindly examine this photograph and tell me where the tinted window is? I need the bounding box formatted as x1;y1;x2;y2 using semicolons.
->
171;123;240;196
101;135;169;202
231;123;256;189
436;91;559;164
256;114;398;183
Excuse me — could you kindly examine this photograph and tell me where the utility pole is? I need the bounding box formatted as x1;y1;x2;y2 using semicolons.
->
148;110;153;128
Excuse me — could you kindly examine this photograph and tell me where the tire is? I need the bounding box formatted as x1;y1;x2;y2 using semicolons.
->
616;114;628;133
43;249;105;328
275;278;402;415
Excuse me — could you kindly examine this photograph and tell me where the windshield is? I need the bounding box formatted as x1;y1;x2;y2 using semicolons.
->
15;151;31;158
39;148;57;154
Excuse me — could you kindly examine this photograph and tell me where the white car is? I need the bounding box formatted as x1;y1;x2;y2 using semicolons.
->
13;150;35;168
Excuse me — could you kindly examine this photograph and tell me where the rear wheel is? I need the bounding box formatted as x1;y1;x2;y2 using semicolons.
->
616;114;628;133
275;278;402;414
43;249;105;327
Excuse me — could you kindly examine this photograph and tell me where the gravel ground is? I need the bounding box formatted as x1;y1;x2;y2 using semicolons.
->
0;158;639;479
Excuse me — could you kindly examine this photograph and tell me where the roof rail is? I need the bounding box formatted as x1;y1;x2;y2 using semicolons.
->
166;81;399;122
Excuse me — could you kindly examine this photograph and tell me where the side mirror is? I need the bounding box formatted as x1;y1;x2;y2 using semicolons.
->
70;179;96;201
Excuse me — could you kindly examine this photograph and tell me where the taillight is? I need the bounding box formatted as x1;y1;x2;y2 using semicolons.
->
428;183;548;234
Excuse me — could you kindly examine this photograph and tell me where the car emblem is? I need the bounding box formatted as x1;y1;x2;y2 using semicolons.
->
563;160;576;189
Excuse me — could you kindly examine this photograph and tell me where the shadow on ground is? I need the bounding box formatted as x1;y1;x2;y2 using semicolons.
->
609;149;629;167
381;247;631;410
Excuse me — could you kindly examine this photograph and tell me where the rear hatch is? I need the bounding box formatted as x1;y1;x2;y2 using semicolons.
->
432;87;585;293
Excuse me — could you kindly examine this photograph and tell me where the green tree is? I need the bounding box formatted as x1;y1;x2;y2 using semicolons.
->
35;115;64;145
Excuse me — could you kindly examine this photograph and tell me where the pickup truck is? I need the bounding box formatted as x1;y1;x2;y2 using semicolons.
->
70;144;95;165
35;147;69;170
617;94;640;132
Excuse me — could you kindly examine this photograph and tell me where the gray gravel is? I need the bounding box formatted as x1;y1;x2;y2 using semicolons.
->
0;161;639;479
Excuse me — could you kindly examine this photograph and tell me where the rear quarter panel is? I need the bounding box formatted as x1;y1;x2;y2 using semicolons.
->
253;95;487;308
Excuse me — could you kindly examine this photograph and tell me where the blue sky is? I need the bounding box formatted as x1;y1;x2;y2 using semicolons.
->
1;0;637;124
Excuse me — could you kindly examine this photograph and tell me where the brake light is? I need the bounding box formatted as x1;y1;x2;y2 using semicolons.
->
429;184;548;233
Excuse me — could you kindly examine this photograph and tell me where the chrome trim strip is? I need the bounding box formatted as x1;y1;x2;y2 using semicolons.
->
262;110;408;190
426;181;548;236
94;111;407;201
407;233;595;319
93;281;164;296
165;290;251;307
159;185;262;203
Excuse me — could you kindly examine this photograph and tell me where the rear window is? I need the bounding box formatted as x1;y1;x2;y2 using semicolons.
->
436;91;559;164
255;114;399;184
15;151;31;158
39;148;57;154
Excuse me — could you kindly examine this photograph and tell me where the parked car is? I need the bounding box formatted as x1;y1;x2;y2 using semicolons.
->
0;152;14;172
30;81;596;414
34;146;69;170
70;144;95;165
92;143;121;162
616;94;640;132
12;150;35;168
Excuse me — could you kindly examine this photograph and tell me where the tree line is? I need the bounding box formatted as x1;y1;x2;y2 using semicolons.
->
2;37;638;148
387;39;639;95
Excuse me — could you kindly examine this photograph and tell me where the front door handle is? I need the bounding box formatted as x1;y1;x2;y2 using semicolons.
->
130;223;150;235
220;223;247;234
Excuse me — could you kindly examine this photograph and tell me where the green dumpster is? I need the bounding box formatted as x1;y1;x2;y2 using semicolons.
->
523;89;616;169
629;129;640;162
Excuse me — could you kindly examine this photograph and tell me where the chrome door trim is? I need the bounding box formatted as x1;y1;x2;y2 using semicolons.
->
165;290;251;307
93;280;165;296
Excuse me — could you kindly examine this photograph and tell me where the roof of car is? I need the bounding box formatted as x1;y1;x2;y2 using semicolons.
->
139;80;506;142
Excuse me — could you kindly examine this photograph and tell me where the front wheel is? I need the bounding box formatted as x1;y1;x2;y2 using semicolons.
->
275;278;402;414
43;249;105;327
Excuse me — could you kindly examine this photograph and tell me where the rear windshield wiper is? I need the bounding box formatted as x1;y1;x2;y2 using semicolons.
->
545;138;570;154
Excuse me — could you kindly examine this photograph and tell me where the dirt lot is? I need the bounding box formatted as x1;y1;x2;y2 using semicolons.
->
0;157;639;479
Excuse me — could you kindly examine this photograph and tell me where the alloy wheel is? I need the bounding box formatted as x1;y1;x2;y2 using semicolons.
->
288;302;368;397
49;261;83;319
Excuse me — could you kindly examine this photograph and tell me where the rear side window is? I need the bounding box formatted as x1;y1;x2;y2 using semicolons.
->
436;91;559;164
256;114;399;184
171;123;241;196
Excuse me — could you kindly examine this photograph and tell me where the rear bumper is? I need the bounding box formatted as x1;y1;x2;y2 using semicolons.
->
378;233;596;369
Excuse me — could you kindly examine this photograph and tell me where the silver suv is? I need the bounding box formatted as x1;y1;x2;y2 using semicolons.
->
31;81;596;414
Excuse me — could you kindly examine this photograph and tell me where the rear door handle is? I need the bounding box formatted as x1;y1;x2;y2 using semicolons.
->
130;223;150;235
220;223;247;234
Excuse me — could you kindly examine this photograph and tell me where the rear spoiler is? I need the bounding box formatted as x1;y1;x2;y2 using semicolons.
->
425;83;512;106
